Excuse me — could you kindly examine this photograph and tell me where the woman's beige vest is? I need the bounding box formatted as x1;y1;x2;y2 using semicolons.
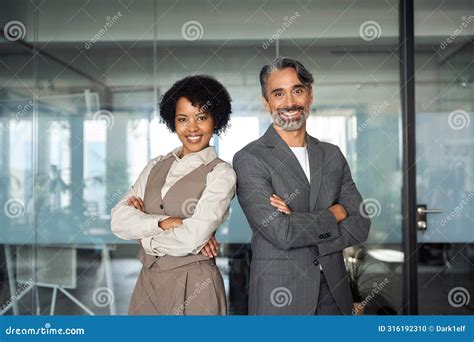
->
137;155;223;270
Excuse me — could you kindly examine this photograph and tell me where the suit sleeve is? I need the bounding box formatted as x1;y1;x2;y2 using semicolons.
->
233;149;340;251
318;148;371;256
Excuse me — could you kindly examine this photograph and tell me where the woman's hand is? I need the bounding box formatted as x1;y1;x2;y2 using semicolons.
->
127;196;145;212
200;234;218;258
127;196;183;230
269;194;292;215
158;217;183;230
201;233;219;258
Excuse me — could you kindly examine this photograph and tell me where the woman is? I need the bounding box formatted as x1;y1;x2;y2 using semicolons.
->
111;75;235;315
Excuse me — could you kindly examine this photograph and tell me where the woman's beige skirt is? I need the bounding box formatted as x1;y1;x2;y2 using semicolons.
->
128;259;227;315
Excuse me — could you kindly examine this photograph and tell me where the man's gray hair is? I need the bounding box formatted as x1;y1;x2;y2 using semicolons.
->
259;57;314;100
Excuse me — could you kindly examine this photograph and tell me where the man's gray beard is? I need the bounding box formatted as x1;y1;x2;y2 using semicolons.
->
272;110;309;131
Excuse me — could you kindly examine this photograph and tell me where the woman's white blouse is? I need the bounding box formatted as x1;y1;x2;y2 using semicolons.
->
111;146;237;257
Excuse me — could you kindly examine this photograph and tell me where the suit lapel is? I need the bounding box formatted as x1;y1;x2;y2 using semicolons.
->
307;134;324;211
261;125;310;190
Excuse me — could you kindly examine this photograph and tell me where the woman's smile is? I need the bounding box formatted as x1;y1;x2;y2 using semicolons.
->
185;134;204;144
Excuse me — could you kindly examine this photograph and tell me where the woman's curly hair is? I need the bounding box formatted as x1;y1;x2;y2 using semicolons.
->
159;75;232;135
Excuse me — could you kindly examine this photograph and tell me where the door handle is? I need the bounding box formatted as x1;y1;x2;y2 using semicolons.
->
416;204;443;232
417;207;443;214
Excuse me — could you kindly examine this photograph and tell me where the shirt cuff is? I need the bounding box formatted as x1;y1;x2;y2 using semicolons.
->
141;236;165;256
141;215;171;255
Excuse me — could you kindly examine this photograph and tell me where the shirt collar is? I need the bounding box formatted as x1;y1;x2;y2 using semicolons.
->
165;145;217;165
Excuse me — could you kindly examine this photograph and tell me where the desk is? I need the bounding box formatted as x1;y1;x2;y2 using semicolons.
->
1;223;124;315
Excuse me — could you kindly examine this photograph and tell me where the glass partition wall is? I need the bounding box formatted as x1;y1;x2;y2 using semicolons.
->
0;0;471;315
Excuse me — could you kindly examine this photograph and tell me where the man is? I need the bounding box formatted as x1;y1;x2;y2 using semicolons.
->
233;57;371;315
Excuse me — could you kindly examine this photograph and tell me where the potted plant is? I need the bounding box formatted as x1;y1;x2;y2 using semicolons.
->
345;247;367;315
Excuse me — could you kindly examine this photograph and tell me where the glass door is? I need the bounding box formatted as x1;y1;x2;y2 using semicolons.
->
414;0;473;314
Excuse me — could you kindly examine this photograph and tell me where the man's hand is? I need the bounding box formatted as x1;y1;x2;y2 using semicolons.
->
269;194;292;214
269;193;346;223
329;204;347;223
200;234;218;258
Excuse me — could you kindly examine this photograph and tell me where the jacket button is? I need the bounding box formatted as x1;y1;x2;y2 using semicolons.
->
319;234;324;239
160;204;163;209
327;233;331;238
313;259;319;266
